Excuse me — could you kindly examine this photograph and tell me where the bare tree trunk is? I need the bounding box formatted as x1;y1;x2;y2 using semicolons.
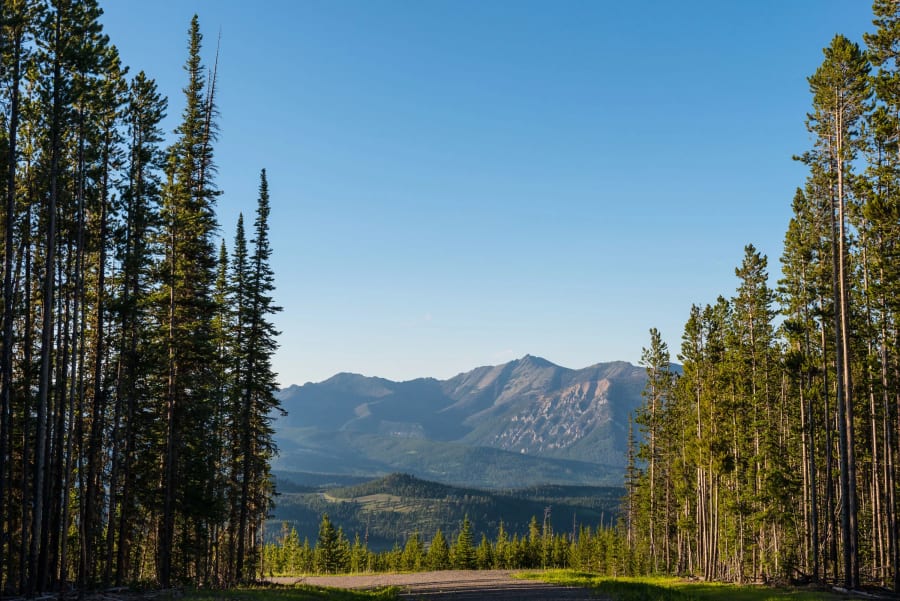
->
0;11;23;592
159;199;178;588
58;286;80;593
17;200;33;593
85;123;112;587
835;109;858;589
28;10;63;594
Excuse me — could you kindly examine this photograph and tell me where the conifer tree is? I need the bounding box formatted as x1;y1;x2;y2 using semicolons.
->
863;3;900;588
156;14;222;586
230;169;281;582
28;1;68;590
453;516;476;570
0;5;290;593
111;69;167;586
635;327;674;573
476;534;494;569
315;514;340;574
0;0;31;589
779;188;825;581
226;215;248;579
807;34;871;589
732;244;783;579
402;531;423;571
427;529;450;570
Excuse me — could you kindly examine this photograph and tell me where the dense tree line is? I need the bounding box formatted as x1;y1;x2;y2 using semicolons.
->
272;473;622;550
627;1;900;591
263;514;632;577
0;2;281;592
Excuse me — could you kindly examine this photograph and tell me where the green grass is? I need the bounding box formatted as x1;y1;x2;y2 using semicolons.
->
522;570;858;601
185;584;397;601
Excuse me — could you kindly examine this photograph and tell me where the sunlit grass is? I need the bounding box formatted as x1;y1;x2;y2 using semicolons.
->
185;584;397;601
521;570;857;601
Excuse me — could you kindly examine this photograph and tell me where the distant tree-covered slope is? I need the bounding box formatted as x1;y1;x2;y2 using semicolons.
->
269;473;623;550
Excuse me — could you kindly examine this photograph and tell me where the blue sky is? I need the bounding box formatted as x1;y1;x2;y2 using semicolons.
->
101;1;873;385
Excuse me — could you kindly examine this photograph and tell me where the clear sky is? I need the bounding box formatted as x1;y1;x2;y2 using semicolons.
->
100;1;873;386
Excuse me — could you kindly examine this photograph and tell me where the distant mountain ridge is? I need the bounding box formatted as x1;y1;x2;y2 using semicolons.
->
275;355;648;487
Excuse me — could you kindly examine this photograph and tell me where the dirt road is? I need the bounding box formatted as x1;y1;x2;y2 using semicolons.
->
270;570;599;600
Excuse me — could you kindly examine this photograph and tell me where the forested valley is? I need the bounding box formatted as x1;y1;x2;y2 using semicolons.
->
0;1;281;593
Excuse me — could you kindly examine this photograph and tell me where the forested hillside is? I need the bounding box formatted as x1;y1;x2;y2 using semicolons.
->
626;3;900;591
269;473;622;551
0;2;280;591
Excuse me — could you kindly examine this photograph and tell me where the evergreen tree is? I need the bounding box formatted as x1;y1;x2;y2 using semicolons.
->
453;516;476;570
527;515;542;568
350;533;369;573
315;514;340;574
232;169;282;582
476;533;494;569
28;1;69;590
0;5;283;593
156;15;222;586
495;521;509;569
779;187;824;581
634;327;674;572
807;33;871;590
426;529;450;570
0;3;29;587
402;531;423;571
863;3;900;588
110;69;167;586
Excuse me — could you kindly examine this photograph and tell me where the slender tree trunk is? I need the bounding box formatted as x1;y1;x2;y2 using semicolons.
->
58;296;79;593
879;280;898;590
807;374;820;580
40;247;65;590
0;16;24;592
830;145;852;589
29;11;63;594
105;351;122;587
18;199;33;594
160;199;178;588
115;115;145;587
235;396;251;582
85;125;112;587
835;109;858;589
861;244;886;582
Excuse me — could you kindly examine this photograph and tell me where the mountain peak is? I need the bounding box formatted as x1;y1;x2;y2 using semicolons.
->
319;372;394;397
275;356;652;487
517;354;556;369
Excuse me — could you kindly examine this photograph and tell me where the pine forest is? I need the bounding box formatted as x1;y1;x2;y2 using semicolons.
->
5;0;900;598
625;1;900;592
0;1;282;592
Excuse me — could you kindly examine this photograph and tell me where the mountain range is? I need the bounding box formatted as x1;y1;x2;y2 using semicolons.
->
274;355;648;488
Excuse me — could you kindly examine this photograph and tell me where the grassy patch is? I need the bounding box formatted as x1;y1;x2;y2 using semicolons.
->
522;570;857;601
185;584;397;601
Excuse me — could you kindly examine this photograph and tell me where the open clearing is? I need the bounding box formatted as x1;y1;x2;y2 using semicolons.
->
271;570;599;600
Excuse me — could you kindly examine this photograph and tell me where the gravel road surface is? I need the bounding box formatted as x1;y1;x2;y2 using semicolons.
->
270;570;599;600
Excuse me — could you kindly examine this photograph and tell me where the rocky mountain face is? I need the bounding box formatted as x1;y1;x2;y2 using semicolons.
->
274;355;647;487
